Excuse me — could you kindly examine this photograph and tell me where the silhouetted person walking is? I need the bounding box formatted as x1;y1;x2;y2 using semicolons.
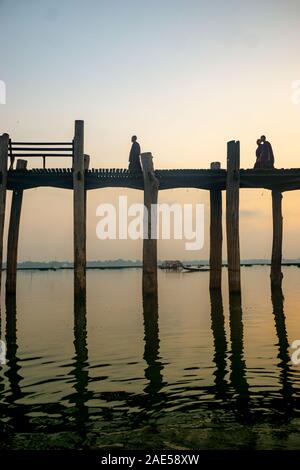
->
128;135;142;172
260;135;274;168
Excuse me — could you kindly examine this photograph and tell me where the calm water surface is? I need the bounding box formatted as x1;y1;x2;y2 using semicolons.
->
1;266;300;449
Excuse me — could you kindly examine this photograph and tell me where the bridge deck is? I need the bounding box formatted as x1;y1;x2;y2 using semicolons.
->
7;168;300;192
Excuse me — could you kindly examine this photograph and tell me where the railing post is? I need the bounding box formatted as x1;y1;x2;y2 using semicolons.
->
226;141;241;293
6;159;27;296
0;133;9;296
73;120;86;299
141;153;159;297
209;162;222;290
271;190;283;288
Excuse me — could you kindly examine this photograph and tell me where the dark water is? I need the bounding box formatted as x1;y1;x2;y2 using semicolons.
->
1;266;300;450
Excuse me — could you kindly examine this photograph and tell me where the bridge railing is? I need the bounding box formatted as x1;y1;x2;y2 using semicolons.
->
9;140;74;169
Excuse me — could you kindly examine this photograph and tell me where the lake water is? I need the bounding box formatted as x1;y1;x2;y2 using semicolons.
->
1;266;300;450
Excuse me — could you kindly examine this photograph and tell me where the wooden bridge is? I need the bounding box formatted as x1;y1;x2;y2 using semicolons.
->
7;167;300;192
0;120;298;301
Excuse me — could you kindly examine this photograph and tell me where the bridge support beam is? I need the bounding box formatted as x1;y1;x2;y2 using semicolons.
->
0;133;9;297
73;120;86;300
271;190;283;288
210;162;222;290
6;159;27;296
226;141;241;293
141;153;159;298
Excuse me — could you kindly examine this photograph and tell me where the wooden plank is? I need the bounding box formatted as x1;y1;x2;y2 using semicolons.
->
6;159;27;295
226;141;241;293
141;152;159;297
12;142;73;145
210;162;222;289
10;147;73;151
271;190;283;287
11;153;72;157
0;134;9;296
73;120;86;298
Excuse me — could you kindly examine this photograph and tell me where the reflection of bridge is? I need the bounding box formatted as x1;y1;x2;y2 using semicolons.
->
0;121;298;299
0;286;296;449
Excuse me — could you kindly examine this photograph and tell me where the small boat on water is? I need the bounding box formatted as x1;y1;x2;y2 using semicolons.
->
160;260;183;271
182;265;209;272
160;260;209;272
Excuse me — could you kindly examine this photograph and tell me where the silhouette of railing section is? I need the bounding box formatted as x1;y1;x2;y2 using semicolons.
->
9;140;73;169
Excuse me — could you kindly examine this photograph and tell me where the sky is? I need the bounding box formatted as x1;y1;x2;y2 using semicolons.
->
1;0;300;261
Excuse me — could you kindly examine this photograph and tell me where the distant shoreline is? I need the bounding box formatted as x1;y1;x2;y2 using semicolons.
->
2;263;300;271
2;265;141;271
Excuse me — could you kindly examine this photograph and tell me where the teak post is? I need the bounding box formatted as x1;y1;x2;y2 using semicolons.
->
209;162;222;290
6;159;27;295
141;153;159;297
73;120;86;299
0;133;9;296
271;190;283;288
226;141;241;293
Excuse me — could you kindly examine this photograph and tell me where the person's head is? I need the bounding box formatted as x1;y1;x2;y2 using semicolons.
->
131;135;137;143
260;135;266;143
257;139;261;146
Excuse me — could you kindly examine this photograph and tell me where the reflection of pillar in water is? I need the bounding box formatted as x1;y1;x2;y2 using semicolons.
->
0;307;4;435
0;339;6;365
4;295;27;431
0;305;2;344
229;293;250;417
72;297;90;434
209;289;229;400
142;292;164;411
271;286;294;417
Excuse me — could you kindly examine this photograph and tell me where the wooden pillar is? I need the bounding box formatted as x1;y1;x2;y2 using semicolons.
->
6;159;27;296
271;190;283;288
0;133;9;296
209;162;222;289
141;152;159;297
73;120;86;298
226;141;241;293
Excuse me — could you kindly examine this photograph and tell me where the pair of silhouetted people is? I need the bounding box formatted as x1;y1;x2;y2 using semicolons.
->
128;135;142;172
254;135;274;169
